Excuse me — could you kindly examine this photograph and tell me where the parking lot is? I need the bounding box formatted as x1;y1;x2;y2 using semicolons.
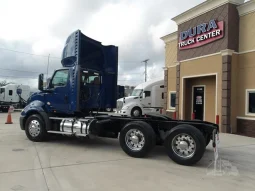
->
0;111;255;191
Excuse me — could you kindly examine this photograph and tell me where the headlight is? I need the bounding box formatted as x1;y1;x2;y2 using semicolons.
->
122;106;129;110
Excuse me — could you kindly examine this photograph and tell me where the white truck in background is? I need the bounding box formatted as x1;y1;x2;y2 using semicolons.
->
0;84;30;112
116;78;164;117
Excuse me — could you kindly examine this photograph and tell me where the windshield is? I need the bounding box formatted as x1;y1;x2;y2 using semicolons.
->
51;70;69;87
0;88;5;94
131;89;143;96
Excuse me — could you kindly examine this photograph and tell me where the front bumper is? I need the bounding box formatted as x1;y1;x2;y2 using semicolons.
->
115;109;130;116
19;116;25;130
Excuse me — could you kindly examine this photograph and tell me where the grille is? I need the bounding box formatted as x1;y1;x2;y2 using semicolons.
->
116;101;123;110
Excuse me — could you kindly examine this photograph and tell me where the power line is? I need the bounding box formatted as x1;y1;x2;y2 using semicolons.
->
0;67;42;74
0;47;61;59
0;73;144;80
0;67;143;76
0;47;142;63
0;74;39;79
0;47;142;62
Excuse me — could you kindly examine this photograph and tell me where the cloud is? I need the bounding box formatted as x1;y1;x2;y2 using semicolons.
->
0;0;205;88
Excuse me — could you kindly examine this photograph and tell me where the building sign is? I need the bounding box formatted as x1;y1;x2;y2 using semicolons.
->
178;19;224;50
196;96;203;105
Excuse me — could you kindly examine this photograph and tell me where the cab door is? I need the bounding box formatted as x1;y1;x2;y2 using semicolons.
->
46;69;70;113
141;91;151;107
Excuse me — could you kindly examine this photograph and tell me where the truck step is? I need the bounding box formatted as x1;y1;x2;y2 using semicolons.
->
47;131;73;135
47;130;88;137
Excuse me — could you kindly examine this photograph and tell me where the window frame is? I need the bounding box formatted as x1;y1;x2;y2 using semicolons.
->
169;91;176;111
246;89;255;116
9;90;13;96
50;69;69;88
144;91;151;97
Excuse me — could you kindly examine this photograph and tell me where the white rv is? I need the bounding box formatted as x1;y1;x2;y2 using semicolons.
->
0;84;30;112
116;78;164;117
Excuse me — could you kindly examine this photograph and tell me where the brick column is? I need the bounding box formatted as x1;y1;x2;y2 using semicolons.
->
221;50;234;133
163;67;168;115
176;64;180;119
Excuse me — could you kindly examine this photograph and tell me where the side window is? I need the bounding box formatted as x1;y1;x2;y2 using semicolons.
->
0;88;5;94
169;91;176;109
9;90;13;96
81;71;101;85
247;90;255;114
144;91;151;97
51;70;69;87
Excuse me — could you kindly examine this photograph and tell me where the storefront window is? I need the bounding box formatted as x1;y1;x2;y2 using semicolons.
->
247;90;255;114
169;91;176;109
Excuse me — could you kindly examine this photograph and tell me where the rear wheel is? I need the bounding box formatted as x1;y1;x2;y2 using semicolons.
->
119;121;156;158
25;114;48;142
164;124;206;166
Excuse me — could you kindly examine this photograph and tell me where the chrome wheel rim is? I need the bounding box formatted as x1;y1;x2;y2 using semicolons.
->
28;120;41;137
133;110;140;117
125;129;145;151
172;133;196;159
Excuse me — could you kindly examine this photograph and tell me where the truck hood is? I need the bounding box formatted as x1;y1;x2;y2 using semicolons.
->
117;96;139;102
26;91;43;105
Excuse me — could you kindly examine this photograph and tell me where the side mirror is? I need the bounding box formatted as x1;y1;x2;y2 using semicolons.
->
142;92;146;99
38;74;44;91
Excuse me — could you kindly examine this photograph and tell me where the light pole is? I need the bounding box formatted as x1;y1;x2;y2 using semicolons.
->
46;54;50;80
142;59;149;82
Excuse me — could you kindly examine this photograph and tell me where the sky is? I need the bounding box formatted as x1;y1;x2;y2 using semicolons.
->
0;0;242;91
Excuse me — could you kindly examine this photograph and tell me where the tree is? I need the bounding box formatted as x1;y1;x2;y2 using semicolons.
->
0;80;13;87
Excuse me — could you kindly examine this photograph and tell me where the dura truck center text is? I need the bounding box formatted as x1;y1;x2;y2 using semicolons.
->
178;30;221;48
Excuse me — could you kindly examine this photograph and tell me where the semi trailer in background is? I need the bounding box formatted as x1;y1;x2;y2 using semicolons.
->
116;78;164;117
0;84;30;112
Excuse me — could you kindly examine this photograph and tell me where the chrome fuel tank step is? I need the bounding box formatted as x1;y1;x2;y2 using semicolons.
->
48;117;96;137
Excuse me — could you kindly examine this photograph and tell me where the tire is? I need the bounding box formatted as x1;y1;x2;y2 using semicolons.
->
131;107;142;117
164;124;206;166
119;121;156;158
25;114;48;142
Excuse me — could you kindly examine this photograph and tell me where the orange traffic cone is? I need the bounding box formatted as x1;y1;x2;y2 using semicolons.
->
5;107;13;124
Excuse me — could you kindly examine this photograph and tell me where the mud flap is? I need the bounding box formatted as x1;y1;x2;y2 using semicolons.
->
212;129;220;168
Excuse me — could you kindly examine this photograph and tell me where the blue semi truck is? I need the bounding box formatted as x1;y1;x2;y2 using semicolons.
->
19;30;219;166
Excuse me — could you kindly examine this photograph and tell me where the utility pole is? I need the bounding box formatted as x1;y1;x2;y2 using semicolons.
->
46;54;50;80
142;59;149;82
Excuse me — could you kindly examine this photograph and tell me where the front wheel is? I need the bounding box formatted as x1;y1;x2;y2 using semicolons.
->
25;114;48;142
131;107;142;117
164;124;206;166
119;121;156;158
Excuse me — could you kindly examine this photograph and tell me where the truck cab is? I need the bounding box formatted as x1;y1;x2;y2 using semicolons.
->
23;30;118;117
116;78;164;117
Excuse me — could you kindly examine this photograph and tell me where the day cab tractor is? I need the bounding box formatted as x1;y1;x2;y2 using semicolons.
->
19;30;219;166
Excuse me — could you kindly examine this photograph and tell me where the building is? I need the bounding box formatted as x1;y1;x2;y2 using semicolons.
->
161;0;255;137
